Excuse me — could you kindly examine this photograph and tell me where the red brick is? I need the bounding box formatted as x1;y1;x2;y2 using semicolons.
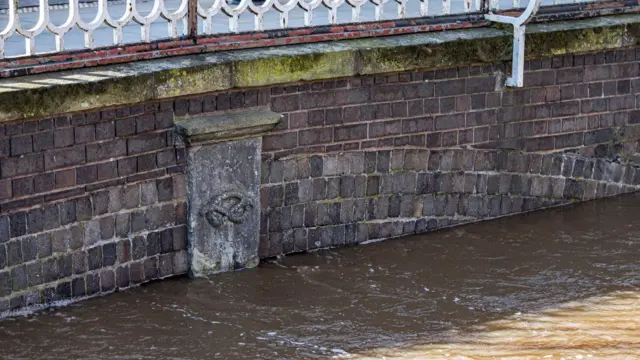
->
55;169;76;189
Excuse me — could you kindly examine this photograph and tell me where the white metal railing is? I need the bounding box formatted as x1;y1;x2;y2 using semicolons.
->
0;0;600;59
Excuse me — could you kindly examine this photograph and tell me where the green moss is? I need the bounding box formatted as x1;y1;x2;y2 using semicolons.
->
155;64;233;98
359;35;512;74
0;75;154;123
525;23;638;56
233;52;356;87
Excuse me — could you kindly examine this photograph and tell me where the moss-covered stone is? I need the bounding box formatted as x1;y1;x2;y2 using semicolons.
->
155;63;233;98
0;74;154;123
233;51;357;87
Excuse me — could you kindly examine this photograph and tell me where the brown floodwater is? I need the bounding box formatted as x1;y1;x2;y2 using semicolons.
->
1;195;640;360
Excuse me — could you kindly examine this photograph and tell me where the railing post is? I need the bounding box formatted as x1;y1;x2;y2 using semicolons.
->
187;0;198;38
484;0;542;87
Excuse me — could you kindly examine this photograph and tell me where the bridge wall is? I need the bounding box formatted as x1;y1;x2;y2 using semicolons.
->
1;20;640;312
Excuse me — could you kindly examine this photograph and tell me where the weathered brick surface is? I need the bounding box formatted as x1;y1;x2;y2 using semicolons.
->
1;47;640;314
0;102;189;314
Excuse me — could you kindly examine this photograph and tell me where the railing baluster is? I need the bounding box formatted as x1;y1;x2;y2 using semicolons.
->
420;0;429;16
188;0;198;37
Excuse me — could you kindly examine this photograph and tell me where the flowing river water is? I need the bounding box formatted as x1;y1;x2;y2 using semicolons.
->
1;195;640;359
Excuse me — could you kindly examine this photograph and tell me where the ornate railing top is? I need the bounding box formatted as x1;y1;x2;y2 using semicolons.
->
0;0;634;76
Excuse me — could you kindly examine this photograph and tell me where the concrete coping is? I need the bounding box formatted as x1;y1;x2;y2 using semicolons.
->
175;109;282;145
0;13;639;123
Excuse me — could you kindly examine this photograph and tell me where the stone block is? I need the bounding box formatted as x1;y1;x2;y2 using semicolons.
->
84;219;100;247
21;236;37;262
11;265;27;291
57;254;72;278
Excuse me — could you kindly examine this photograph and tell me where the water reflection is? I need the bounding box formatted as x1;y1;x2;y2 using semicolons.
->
0;195;639;359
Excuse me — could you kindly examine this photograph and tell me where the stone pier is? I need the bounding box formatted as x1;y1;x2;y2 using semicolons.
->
175;110;281;276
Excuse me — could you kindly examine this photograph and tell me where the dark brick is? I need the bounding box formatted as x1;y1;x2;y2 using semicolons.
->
555;133;583;149
335;124;367;142
12;265;27;291
467;110;497;127
158;229;172;254
435;113;465;130
284;182;299;206
32;172;54;193
466;76;495;93
44;146;85;170
147;233;161;257
263;132;298;151
131;236;147;260
116;117;136;136
116;265;130;289
581;98;608;114
74;125;95;144
366;176;380;196
272;95;300;112
102;243;117;267
32;131;54;152
88;246;103;270
137;153;157;172
557;68;584;84
86;272;100;295
525;70;555;87
87;139;127;162
57;254;72;278
0;138;7;157
144;257;158;280
75;196;92;221
34;233;52;258
155;149;176;167
584;129;614;145
76;164;97;185
0;270;11;297
72;277;85;297
53;128;74;148
434;79;466;97
12;177;33;197
114;158;136;177
24;261;42;287
299;128;332;146
92;191;109;216
2;153;43;177
127;132;166;155
439;97;455;113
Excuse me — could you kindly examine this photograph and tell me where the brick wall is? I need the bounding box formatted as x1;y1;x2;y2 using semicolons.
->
1;46;640;312
0;104;188;312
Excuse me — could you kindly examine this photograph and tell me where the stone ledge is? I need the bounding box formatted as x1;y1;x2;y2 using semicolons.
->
175;109;282;145
0;13;638;123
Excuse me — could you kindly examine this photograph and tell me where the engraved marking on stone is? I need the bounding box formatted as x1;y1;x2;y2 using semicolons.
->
201;192;254;228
